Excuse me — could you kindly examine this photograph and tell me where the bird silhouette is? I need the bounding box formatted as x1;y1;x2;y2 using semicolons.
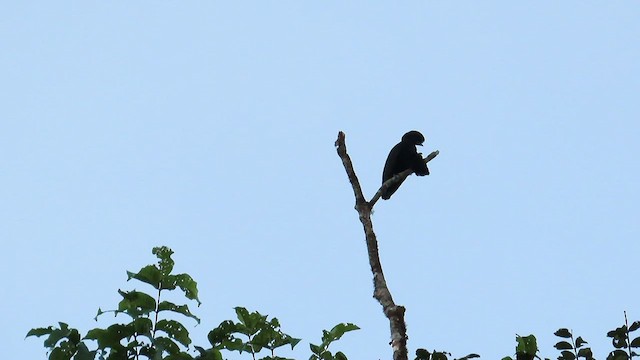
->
381;130;430;200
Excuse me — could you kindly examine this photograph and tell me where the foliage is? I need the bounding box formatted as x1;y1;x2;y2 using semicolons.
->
26;246;639;360
308;323;359;360
500;316;640;360
553;328;594;360
205;306;302;360
414;348;479;360
27;246;357;360
605;312;640;360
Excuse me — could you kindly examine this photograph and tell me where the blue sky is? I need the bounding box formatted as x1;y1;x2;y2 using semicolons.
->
2;2;639;359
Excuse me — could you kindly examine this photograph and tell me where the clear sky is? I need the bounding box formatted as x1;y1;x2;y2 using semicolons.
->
2;2;639;359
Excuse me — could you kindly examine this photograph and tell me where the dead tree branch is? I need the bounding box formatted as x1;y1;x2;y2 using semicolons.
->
334;131;439;360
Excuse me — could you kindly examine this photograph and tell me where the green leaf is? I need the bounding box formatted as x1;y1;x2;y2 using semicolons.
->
431;352;448;360
117;289;156;317
269;317;281;328
73;342;96;360
330;323;359;339
324;323;359;345
335;351;348;360
138;344;157;358
251;329;278;350
630;336;640;348
207;320;249;352
44;323;73;348
207;320;238;348
555;329;572;338
577;348;594;359
500;358;513;360
234;307;268;335
172;273;201;305
559;351;575;360
127;265;162;290
515;334;538;355
164;352;195;360
244;313;300;351
613;338;628;349
310;343;322;355
156;319;191;347
85;323;135;349
555;341;573;350
93;308;105;321
321;351;333;360
158;301;201;324
194;346;223;360
133;317;153;338
154;336;180;355
235;307;250;326
514;353;534;360
49;347;72;360
68;329;81;345
276;334;302;350
105;346;129;359
458;354;480;359
607;326;628;339
221;338;246;352
415;348;431;360
245;309;266;332
153;246;175;276
606;350;629;360
575;336;587;348
26;326;54;338
630;321;640;332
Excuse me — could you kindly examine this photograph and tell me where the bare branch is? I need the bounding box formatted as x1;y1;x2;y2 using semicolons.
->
334;131;367;206
335;131;438;360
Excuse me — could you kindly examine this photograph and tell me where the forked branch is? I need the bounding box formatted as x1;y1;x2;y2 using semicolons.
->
334;131;439;360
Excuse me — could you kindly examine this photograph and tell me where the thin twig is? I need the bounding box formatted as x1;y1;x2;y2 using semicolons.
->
334;131;438;360
625;311;633;359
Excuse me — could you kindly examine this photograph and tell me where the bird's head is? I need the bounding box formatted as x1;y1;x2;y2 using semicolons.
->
401;130;425;146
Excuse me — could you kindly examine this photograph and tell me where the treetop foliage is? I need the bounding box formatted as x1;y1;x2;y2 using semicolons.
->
27;246;639;360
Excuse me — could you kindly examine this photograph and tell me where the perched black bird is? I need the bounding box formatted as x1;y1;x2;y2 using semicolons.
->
381;130;430;200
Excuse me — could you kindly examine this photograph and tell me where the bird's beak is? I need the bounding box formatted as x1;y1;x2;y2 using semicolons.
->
417;143;423;146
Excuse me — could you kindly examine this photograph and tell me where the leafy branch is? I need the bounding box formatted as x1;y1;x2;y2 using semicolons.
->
27;246;357;360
